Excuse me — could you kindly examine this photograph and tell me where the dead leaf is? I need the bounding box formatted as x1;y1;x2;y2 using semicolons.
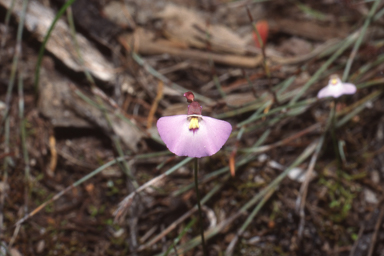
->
276;37;313;56
156;4;248;55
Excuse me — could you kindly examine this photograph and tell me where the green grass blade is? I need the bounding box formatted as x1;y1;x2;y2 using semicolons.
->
34;0;76;96
342;0;382;81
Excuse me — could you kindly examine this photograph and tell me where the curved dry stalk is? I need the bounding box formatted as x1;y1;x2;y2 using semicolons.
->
114;157;193;223
367;203;384;256
225;190;274;256
15;156;128;226
193;158;207;256
139;185;222;253
296;135;325;240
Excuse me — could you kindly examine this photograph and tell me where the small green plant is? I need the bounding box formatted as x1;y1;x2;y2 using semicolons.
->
319;177;358;222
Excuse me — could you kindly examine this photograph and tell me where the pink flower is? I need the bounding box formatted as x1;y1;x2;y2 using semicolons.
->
157;92;232;158
317;75;357;99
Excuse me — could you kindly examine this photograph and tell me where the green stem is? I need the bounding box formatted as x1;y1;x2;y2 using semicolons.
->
342;0;382;81
34;0;76;97
194;158;207;256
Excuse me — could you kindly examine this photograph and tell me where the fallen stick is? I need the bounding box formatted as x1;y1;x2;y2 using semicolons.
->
119;30;263;68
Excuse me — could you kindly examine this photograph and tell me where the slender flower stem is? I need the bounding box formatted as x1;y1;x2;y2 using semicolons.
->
194;158;207;256
330;99;341;171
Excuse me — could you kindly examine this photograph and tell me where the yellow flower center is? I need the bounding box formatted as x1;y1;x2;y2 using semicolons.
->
331;78;338;85
189;117;199;130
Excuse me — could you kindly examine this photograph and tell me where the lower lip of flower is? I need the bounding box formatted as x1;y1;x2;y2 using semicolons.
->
188;115;202;130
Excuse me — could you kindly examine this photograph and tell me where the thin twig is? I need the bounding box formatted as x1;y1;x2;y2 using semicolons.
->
330;99;342;170
114;157;193;223
367;204;384;256
18;72;30;215
240;123;321;153
348;222;365;256
194;158;207;256
296;135;325;240
138;184;221;252
9;222;21;248
225;190;274;256
130;52;213;105
15;155;130;226
164;218;196;256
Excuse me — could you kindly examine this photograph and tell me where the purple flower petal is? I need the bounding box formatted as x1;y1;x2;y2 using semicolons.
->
317;86;333;99
157;115;232;158
341;83;357;95
317;79;356;99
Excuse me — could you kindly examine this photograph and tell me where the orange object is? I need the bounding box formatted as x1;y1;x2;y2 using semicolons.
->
252;20;269;48
229;150;236;177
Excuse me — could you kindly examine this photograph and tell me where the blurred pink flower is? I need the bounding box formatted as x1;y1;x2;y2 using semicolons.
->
317;75;356;99
157;93;232;158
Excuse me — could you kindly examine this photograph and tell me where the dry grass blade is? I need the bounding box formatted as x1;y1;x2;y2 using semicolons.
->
138;184;222;251
367;202;384;256
18;73;30;212
129;51;213;105
240;123;321;153
225;190;274;256
336;90;382;128
147;81;164;129
114;157;193;223
30;0;76;94
15;156;128;226
296;135;325;240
